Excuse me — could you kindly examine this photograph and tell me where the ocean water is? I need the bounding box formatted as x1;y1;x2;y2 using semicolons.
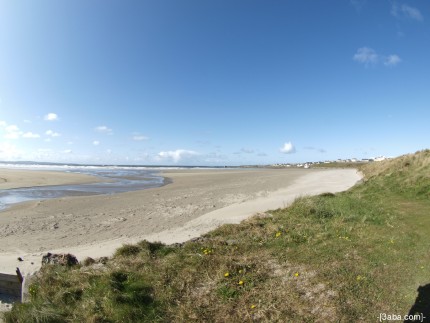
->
0;164;172;211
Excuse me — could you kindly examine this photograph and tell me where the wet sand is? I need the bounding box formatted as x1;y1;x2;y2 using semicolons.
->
0;169;101;190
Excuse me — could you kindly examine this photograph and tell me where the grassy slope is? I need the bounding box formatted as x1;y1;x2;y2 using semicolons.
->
3;150;430;322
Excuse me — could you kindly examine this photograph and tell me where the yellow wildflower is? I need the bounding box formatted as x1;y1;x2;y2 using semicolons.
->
294;272;299;277
224;272;229;277
250;304;256;309
275;232;281;238
238;280;244;285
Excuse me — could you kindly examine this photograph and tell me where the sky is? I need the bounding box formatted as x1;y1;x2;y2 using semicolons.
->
0;0;429;166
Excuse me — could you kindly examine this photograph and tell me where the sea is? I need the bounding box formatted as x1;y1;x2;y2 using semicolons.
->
0;162;228;211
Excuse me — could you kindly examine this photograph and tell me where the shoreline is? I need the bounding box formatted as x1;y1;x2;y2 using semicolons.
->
0;168;362;276
0;168;103;190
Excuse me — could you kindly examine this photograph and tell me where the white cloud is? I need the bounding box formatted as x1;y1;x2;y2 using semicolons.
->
0;142;22;159
22;132;40;138
392;4;423;21
132;135;149;141
5;125;19;132
95;126;112;134
384;55;402;66
280;142;296;154
45;130;61;137
353;47;379;65
4;125;21;139
63;149;73;154
93;140;100;146
0;122;41;140
157;149;198;163
44;113;58;121
353;47;401;68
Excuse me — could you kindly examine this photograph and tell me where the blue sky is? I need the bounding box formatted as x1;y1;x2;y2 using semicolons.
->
0;0;429;165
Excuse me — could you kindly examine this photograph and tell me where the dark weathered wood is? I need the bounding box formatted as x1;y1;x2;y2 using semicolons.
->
0;273;19;282
0;271;22;299
16;267;23;284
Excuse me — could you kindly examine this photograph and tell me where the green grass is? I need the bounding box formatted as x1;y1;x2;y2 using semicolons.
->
3;149;430;322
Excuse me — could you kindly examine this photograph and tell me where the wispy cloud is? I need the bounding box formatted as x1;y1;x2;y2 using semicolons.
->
0;142;21;159
157;149;198;163
44;113;58;121
353;47;401;68
132;135;149;141
45;130;61;137
95;126;113;134
384;54;402;67
391;4;423;21
241;148;254;154
304;146;327;153
4;124;21;139
353;47;379;66
93;140;100;146
280;142;296;154
350;0;366;12
63;149;72;154
22;132;40;138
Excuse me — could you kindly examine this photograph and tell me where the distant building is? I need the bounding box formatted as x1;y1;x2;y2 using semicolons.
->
374;156;387;162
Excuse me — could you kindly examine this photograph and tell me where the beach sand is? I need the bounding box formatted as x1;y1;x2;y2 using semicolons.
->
0;168;361;276
0;168;102;190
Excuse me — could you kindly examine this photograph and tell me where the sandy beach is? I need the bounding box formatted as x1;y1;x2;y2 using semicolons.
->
0;169;102;190
0;168;361;276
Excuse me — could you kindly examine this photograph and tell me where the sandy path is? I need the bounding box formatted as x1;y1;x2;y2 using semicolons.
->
0;168;361;276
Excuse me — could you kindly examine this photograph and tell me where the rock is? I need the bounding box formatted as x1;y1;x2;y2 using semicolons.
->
226;239;238;246
97;257;109;264
17;257;23;262
82;257;96;266
41;252;79;266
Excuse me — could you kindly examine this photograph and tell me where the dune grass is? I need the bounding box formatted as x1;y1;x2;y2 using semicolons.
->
3;149;430;322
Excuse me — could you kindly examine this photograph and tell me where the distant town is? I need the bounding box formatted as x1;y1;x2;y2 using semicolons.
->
268;156;391;169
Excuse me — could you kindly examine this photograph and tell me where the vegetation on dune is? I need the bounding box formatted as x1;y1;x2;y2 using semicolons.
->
3;150;430;322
